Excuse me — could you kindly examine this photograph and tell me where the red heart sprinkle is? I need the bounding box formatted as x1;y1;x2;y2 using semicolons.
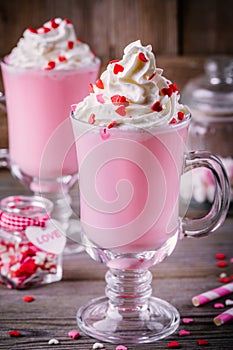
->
51;19;59;29
58;56;67;62
217;261;227;268
107;121;118;129
169;83;179;93
44;61;56;70
109;59;120;64
138;52;148;62
23;295;35;302
198;339;209;346
148;72;156;80
215;253;226;260
9;330;21;337
88;113;95;124
42;26;51;33
161;87;173;97
168;341;180;348
113;63;124;74
151;101;163;112
27;27;38;34
89;83;94;93
68;41;74;49
115;106;126;116
169;118;177;124
111;95;129;106
64;18;71;24
96;79;104;89
219;277;230;283
177;111;185;120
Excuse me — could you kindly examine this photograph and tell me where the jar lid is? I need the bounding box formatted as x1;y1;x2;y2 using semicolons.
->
0;195;53;216
182;56;233;115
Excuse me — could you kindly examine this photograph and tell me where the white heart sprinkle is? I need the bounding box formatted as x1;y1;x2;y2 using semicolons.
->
225;299;233;306
219;272;227;278
48;338;60;345
93;342;104;349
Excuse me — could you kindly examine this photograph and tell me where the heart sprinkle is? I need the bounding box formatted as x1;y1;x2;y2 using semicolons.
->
44;61;56;70
67;41;74;50
115;106;126;116
100;128;110;140
168;341;180;348
216;261;227;268
214;302;225;309
161;87;173;97
89;83;94;93
8;330;21;337
96;94;105;104
116;346;128;350
88;113;96;124
177;111;185;121
27;27;38;34
219;277;230;283
107;121;118;129
50;19;59;29
23;295;35;302
93;343;104;349
182;317;194;324
169;83;179;93
179;329;190;336
96;79;104;89
197;339;209;346
151;101;163;112
58;55;67;62
169;117;177;124
113;63;124;75
48;338;60;345
138;52;148;62
215;253;226;260
68;330;80;339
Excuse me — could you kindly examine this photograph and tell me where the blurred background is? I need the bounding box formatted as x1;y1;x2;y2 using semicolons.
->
0;0;232;148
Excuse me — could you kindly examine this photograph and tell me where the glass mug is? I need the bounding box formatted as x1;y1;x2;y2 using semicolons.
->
0;58;100;250
71;111;230;344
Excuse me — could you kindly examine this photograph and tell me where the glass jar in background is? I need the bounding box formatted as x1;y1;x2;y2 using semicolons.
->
181;56;233;211
0;195;65;289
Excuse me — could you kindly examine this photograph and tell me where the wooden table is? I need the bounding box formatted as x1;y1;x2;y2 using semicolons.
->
0;169;233;349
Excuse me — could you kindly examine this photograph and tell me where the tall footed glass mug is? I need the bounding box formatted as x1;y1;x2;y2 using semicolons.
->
71;41;230;344
0;18;100;250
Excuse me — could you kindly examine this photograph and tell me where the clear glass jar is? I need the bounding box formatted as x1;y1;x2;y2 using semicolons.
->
182;56;233;208
0;195;63;289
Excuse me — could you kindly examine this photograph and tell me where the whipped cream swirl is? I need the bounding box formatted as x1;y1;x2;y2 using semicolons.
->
73;40;189;127
7;18;98;70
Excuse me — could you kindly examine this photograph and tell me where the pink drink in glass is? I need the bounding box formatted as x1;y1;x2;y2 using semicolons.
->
1;60;100;185
73;118;189;254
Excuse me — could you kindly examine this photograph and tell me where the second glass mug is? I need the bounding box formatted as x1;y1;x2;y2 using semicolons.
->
71;111;230;344
0;58;100;249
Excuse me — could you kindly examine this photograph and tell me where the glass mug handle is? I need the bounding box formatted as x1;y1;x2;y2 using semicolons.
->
182;151;230;237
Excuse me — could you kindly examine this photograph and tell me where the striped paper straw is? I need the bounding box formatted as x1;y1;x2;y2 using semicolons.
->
214;307;233;326
192;282;233;307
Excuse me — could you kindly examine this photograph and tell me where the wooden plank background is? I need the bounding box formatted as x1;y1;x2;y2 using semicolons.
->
0;0;232;148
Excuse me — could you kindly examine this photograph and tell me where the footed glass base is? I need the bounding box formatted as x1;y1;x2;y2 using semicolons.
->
77;295;179;344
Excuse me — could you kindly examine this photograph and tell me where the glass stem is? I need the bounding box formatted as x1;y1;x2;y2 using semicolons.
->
105;268;152;315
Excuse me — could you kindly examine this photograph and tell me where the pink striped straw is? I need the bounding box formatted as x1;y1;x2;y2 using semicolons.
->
192;282;233;307
214;307;233;326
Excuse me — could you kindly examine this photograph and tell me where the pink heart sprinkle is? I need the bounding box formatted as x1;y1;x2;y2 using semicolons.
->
68;330;80;339
214;303;225;309
100;128;110;140
71;104;77;111
115;105;126;116
96;94;105;104
179;329;190;336
182;318;194;324
88;113;95;124
116;346;128;350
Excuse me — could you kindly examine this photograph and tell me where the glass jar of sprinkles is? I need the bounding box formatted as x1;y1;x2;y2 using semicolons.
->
0;195;64;289
182;56;233;211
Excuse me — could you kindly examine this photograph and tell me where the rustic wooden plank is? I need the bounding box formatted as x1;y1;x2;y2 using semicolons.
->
0;170;233;349
182;0;233;54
